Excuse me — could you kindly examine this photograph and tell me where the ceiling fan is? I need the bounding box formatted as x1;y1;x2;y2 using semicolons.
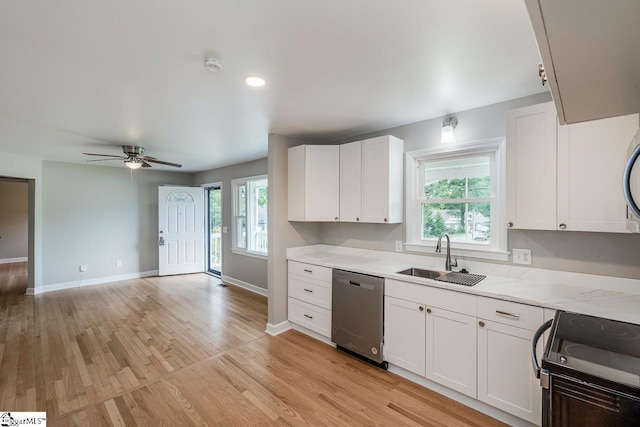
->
83;146;182;169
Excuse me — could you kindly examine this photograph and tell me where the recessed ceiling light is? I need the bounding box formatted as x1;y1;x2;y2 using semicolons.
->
244;75;266;87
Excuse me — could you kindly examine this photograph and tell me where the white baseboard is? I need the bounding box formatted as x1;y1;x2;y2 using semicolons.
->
265;320;291;336
289;322;336;347
221;274;268;297
25;287;35;296
41;270;158;294
0;257;28;264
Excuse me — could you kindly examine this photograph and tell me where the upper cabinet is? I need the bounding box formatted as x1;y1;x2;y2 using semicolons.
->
507;102;639;233
288;145;340;222
525;0;640;124
289;135;404;223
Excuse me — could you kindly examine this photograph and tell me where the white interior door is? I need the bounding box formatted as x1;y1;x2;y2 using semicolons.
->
158;186;205;276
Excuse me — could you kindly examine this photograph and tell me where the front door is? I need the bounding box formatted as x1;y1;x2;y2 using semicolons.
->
158;186;204;276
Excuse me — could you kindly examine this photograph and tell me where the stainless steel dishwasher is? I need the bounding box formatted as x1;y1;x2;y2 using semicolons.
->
332;269;387;369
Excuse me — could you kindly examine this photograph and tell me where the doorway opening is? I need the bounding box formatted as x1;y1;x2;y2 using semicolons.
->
0;177;30;296
206;184;222;276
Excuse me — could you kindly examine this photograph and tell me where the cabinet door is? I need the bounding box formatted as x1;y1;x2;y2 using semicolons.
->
384;296;425;376
506;102;557;230
339;141;362;222
305;145;340;221
478;320;542;425
426;307;477;398
362;136;404;223
557;114;638;233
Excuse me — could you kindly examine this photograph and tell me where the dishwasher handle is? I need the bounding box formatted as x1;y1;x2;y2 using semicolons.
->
348;280;361;286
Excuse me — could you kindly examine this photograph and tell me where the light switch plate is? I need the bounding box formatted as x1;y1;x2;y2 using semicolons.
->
222;226;228;234
513;249;531;265
79;265;87;272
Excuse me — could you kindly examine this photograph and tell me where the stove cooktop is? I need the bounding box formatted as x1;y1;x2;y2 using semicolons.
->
545;312;640;388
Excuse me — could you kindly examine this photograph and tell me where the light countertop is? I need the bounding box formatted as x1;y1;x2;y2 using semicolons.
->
287;244;640;325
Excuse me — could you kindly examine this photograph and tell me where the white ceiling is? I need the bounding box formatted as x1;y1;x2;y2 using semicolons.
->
0;0;545;172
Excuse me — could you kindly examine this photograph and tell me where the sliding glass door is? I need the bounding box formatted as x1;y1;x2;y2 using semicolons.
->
206;185;222;276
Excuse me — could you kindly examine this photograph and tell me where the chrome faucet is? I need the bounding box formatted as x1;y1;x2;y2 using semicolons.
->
435;233;458;271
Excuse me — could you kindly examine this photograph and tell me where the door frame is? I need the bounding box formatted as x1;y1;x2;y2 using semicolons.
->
202;182;223;277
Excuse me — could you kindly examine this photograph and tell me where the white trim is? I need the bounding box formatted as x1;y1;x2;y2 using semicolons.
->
388;364;535;427
230;248;268;260
289;322;336;347
39;270;158;294
0;257;28;264
265;320;291;336
200;181;223;188
404;243;510;261
221;274;268;296
406;138;507;261
25;287;35;296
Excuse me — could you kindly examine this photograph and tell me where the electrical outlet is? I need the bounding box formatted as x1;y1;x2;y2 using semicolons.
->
513;249;531;265
222;226;228;234
79;265;87;272
116;260;122;268
395;240;403;252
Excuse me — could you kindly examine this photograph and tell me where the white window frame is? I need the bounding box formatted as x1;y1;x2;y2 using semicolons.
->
231;174;268;259
405;138;509;261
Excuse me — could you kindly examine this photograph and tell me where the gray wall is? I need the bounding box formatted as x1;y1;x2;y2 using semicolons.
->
318;92;640;280
193;158;269;289
42;161;192;286
267;134;322;326
0;180;28;260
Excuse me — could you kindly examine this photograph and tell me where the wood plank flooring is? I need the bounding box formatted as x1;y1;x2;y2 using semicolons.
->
0;263;505;426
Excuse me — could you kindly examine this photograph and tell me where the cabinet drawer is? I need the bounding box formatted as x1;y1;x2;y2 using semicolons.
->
288;261;332;284
288;297;332;338
386;279;477;315
288;274;332;310
477;297;543;331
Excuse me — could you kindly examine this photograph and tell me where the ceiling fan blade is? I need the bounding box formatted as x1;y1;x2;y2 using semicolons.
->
139;155;157;160
86;158;126;163
83;153;125;158
141;161;152;168
145;158;182;168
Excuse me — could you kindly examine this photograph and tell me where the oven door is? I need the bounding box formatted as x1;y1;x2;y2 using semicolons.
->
548;374;640;427
623;130;640;232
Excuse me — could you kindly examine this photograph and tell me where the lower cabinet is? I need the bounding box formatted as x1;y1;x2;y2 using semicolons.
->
477;320;542;425
426;307;477;398
384;296;426;376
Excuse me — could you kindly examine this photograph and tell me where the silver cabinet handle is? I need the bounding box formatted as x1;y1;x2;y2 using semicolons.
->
559;223;567;230
496;310;520;319
507;222;513;228
303;289;313;293
479;321;485;327
303;269;312;273
426;308;432;314
419;306;424;312
304;314;313;319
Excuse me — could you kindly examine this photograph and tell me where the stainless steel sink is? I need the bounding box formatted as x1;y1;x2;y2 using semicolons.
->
396;268;446;279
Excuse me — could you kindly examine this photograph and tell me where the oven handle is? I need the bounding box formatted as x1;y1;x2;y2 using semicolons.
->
623;143;640;219
531;319;553;381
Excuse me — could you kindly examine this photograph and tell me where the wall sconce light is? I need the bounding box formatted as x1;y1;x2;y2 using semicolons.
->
441;116;458;143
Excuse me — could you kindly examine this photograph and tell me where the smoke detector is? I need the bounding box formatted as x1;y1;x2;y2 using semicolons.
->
204;57;222;73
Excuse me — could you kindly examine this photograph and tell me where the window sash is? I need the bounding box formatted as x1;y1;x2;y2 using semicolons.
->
232;175;267;256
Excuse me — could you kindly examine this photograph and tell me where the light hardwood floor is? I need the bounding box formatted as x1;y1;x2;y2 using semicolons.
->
0;263;505;426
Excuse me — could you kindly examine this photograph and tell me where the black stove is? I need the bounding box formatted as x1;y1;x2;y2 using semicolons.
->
533;311;640;426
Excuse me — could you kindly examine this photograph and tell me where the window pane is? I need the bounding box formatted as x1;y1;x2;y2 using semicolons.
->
422;202;491;245
424;156;491;199
236;217;246;248
253;183;268;253
239;185;246;216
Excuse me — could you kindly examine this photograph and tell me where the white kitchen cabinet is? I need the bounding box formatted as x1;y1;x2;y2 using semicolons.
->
506;102;558;230
287;261;333;338
525;0;640;125
338;136;404;223
477;319;542;425
425;306;476;398
507;102;639;233
477;298;543;425
383;296;426;376
557;114;639;233
288;145;340;222
361;135;404;223
339;141;362;222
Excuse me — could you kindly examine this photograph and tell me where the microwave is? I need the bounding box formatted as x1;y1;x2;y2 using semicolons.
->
623;129;640;232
